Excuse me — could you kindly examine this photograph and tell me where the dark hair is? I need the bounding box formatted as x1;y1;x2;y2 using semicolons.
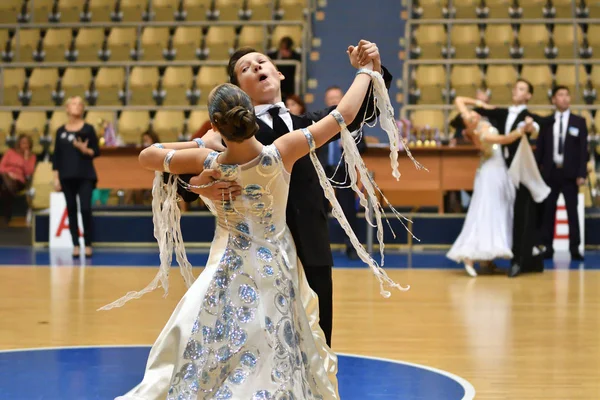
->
15;134;33;151
141;130;160;145
227;47;259;87
279;36;294;50
208;83;258;143
516;78;534;96
552;85;569;97
285;94;306;114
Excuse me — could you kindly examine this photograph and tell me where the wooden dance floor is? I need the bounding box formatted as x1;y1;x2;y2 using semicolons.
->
0;250;598;399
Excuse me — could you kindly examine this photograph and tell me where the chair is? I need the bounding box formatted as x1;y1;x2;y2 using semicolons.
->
107;27;138;61
89;0;114;21
162;67;194;106
246;0;273;20
32;0;54;22
151;0;177;21
414;66;446;104
450;24;480;59
485;0;511;18
203;26;236;60
29;68;59;106
484;25;514;59
16;29;41;63
451;65;482;96
2;68;26;106
453;0;478;18
0;112;13;153
519;24;549;59
196;66;228;105
15;112;47;153
173;27;203;60
140;27;170;61
62;68;93;100
277;0;306;20
128;67;160;105
238;26;267;51
121;0;148;22
85;110;117;131
183;0;212;21
413;25;446;59
214;0;244;20
520;65;553;105
188;110;211;134
410;110;445;131
75;28;106;62
59;0;85;22
589;25;600;59
95;67;125;105
42;29;72;62
555;65;587;104
520;0;546;18
118;111;151;144
485;65;518;104
270;25;303;49
0;0;21;24
553;24;582;59
152;111;185;142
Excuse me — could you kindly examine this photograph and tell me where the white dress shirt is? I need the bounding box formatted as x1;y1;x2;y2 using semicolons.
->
553;109;570;166
254;102;294;132
505;104;527;134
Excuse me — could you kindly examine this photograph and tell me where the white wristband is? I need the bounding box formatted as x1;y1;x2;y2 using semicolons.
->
163;149;176;173
193;138;205;148
329;109;347;131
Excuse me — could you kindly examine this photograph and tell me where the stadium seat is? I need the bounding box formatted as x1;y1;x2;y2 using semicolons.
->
42;29;72;62
413;25;446;59
152;111;185;142
173;27;203;60
188;110;211;134
15;112;47;153
411;110;445;131
62;68;93;100
95;67;125;105
107;27;138;61
75;28;106;62
118;111;151;144
162;66;194;106
414;65;446;104
29;68;59;106
16;29;41;63
128;67;160;105
520;65;553;105
140;27;170;61
196;66;228;105
203;26;236;60
450;25;480;59
484;24;513;59
485;65;518;104
2;68;26;106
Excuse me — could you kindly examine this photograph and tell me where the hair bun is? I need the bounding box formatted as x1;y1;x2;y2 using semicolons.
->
223;106;258;139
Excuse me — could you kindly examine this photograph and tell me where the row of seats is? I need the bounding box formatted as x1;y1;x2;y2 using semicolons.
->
413;0;598;19
410;109;600;133
411;64;597;104
1;25;302;62
0;0;306;24
412;24;598;59
0;109;210;152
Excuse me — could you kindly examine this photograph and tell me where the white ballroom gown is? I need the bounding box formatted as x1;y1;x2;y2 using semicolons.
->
116;144;339;400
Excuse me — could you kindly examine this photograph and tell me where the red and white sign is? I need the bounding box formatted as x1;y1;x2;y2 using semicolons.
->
49;192;85;249
553;193;585;255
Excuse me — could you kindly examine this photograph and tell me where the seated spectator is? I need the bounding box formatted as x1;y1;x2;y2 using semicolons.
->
0;134;36;224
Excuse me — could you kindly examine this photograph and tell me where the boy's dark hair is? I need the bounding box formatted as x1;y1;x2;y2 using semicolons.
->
552;85;569;97
516;78;534;96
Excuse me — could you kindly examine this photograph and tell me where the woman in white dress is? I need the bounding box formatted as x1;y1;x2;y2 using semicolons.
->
446;96;526;277
103;48;388;400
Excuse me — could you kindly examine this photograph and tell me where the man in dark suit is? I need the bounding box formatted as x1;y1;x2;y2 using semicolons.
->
178;41;392;346
474;79;545;277
536;86;587;261
319;85;367;260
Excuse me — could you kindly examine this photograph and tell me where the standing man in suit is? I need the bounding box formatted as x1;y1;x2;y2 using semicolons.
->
176;41;392;346
474;79;544;277
536;86;587;261
319;85;366;260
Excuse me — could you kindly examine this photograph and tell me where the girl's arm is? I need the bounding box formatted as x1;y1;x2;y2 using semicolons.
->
138;145;213;175
275;47;373;171
481;127;524;145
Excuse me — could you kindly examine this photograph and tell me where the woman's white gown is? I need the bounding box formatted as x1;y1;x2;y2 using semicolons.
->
447;125;517;262
116;145;339;400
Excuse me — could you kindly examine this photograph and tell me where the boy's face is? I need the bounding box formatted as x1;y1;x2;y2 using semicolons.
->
234;52;285;105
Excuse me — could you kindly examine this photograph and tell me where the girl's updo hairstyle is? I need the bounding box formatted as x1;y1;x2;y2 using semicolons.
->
208;83;258;143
